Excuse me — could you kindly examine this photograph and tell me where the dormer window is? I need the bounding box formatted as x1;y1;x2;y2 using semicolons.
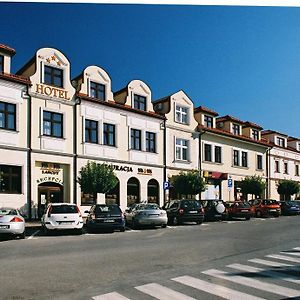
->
44;65;63;88
133;94;146;111
175;105;189;124
0;55;3;73
277;137;285;147
298;143;300;151
232;123;240;135
204;115;213;128
252;129;259;140
90;81;105;101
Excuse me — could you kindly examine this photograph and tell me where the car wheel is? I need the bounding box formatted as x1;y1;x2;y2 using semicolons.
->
77;228;83;235
18;231;25;239
120;227;125;232
245;216;251;220
133;219;139;229
43;226;50;235
256;210;262;218
196;220;202;225
161;224;167;228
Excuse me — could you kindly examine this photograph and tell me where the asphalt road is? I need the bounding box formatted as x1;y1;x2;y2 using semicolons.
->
1;216;300;300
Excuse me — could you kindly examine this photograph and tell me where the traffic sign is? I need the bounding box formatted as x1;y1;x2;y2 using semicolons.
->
228;178;233;188
163;181;170;190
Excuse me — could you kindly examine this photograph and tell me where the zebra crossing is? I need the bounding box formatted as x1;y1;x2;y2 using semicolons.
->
91;246;300;300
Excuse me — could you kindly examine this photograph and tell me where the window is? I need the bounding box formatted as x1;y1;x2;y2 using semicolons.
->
131;129;142;150
0;101;16;131
242;151;248;167
204;144;212;162
252;129;259;140
298;143;300;152
85;119;98;144
133;94;146;111
43;111;63;138
233;150;240;166
215;146;222;163
257;155;263;170
44;66;63;88
175;105;189;124
277;137;285;147
204;115;213;128
146;131;156;153
232;124;240;135
175;138;188;161
103;123;116;146
295;165;299;176
0;55;3;72
0;165;21;194
275;160;280;173
90;81;105;101
284;162;288;174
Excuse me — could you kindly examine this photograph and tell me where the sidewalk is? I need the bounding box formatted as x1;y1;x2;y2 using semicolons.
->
25;220;42;229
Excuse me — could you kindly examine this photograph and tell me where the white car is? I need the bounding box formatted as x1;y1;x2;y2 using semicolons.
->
41;203;84;234
0;207;25;239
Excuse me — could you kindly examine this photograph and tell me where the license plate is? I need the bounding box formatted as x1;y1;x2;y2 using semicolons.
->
269;209;276;212
189;211;197;214
0;225;9;229
60;222;73;225
241;210;249;212
104;220;114;223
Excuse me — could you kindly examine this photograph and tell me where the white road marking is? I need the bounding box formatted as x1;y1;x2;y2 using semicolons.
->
281;251;300;257
293;247;300;251
227;263;300;285
135;282;196;300
92;292;130;300
27;230;40;239
266;254;300;264
173;275;266;300
249;258;294;267
202;269;300;297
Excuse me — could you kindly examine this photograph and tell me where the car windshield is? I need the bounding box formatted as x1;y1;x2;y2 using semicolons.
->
262;200;278;205
50;205;78;214
0;208;17;215
181;200;200;209
285;201;297;206
235;202;250;208
137;204;160;210
95;205;121;214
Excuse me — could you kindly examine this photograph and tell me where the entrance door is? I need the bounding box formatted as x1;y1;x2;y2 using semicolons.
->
38;182;63;219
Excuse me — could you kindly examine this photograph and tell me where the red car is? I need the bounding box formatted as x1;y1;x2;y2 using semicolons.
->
249;199;281;217
225;201;252;220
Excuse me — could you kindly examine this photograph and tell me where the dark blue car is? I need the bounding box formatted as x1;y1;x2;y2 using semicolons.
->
280;201;300;216
85;204;125;232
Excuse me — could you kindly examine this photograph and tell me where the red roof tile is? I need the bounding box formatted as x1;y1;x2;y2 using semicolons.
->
0;44;16;56
216;115;244;124
0;72;31;85
194;105;219;116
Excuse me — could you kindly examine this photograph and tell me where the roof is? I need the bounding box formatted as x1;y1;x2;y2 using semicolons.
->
216;115;244;125
198;125;270;147
113;86;128;96
0;72;31;85
288;137;300;142
194;105;219;116
152;95;171;104
16;55;35;75
243;121;263;130
0;44;16;56
261;130;289;137
78;93;166;120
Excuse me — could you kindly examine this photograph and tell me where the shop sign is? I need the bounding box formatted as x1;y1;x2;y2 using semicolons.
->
109;164;133;172
36;176;63;185
138;168;152;175
35;83;70;100
41;162;61;175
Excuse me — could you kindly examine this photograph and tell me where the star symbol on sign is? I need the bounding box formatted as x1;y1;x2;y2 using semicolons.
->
57;61;61;66
51;56;56;61
46;58;51;63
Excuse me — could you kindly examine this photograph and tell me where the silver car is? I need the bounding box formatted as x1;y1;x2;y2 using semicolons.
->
125;203;168;228
0;207;25;239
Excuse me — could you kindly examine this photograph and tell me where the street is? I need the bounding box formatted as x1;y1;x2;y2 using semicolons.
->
1;216;300;300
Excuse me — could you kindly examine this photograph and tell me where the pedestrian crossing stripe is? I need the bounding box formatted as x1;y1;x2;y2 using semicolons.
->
92;292;129;299
249;258;294;267
266;254;300;264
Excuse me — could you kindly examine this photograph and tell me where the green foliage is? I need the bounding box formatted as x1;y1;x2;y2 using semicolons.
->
277;179;300;200
77;161;118;196
240;175;266;198
170;170;206;197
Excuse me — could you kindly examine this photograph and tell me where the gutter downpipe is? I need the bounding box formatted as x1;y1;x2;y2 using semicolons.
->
73;97;80;205
26;87;32;220
163;118;167;204
198;128;206;200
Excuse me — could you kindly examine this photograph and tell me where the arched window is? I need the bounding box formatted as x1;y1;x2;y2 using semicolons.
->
127;177;140;206
147;179;159;204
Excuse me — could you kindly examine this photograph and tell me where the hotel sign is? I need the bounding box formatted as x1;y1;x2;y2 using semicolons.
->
36;162;64;185
35;83;70;100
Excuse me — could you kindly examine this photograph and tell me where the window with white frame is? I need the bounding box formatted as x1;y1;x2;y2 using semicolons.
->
276;137;285;147
85;119;98;144
232;123;240;135
284;162;288;174
252;129;259;140
146;131;156;153
275;160;280;173
90;81;106;101
241;151;248;167
233;150;240;166
43;110;63;138
204;144;212;162
133;94;146;111
215;146;222;163
204;115;213;128
175;138;189;161
295;164;299;176
0;55;3;73
130;128;142;150
103;123;116;146
204;144;222;163
175;105;189;124
257;154;263;170
44;65;63;88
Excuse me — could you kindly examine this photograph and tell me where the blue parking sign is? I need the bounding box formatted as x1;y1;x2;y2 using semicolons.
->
163;181;170;190
228;178;233;188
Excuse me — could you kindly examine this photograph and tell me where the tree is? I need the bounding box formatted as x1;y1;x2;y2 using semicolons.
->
170;170;206;198
77;161;118;201
277;179;300;200
239;175;266;200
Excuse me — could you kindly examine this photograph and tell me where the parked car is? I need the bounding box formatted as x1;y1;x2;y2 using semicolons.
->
124;203;167;228
225;201;252;220
200;199;228;221
280;201;300;215
41;203;84;234
85;204;125;232
0;207;25;239
249;199;281;217
163;199;205;225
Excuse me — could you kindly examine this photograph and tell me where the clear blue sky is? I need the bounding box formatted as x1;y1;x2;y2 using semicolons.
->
1;2;299;138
